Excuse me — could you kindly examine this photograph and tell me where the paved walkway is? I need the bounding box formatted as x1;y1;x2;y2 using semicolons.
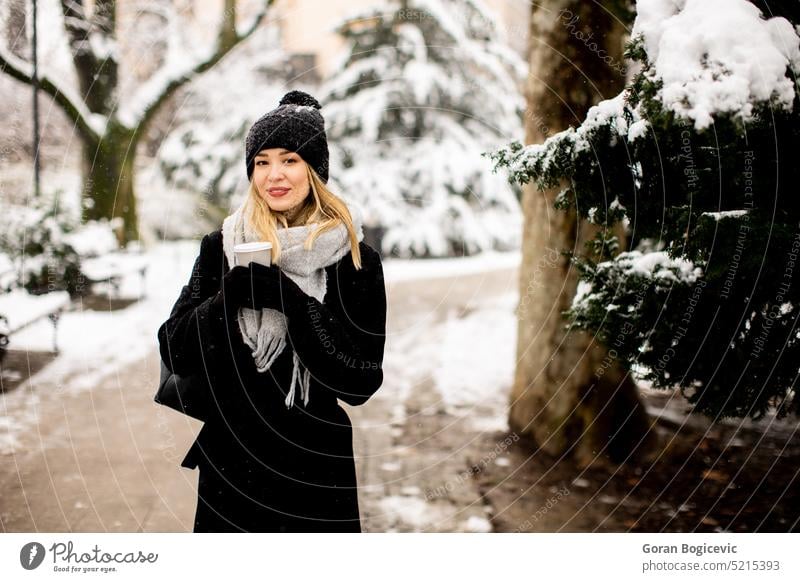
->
0;263;520;532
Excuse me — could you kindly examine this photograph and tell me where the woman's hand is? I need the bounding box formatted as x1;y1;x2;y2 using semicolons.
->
222;263;302;311
219;266;250;308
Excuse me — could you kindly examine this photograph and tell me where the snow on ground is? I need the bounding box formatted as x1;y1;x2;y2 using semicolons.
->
377;252;520;434
377;491;495;532
0;393;42;454
378;494;449;530
1;240;520;452
383;249;520;282
464;515;493;532
434;293;517;432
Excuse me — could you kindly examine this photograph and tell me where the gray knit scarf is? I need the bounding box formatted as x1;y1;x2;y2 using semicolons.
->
221;200;364;409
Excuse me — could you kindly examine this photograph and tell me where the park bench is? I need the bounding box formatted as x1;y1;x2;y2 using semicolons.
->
0;288;71;363
65;224;149;299
0;253;15;291
80;251;149;299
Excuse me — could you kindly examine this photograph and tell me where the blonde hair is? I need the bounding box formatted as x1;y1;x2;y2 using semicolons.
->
244;164;362;269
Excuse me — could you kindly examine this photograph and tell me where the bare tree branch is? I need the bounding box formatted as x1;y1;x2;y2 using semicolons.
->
60;0;97;98
93;0;116;34
218;0;237;52
60;0;119;115
4;0;29;59
125;0;274;138
0;45;102;142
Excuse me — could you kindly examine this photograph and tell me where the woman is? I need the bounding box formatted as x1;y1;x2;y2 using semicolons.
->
157;90;387;532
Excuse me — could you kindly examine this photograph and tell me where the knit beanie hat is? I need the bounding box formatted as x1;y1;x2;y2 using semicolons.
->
244;90;329;183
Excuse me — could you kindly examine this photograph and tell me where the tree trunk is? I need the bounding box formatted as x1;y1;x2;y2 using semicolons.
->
60;0;136;244
82;124;139;244
510;0;657;466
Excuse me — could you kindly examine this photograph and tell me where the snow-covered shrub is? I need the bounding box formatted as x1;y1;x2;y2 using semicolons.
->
0;195;82;295
490;0;800;419
0;194;119;296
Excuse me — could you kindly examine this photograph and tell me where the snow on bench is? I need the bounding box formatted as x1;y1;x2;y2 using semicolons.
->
0;253;15;291
0;289;71;358
62;220;148;298
80;253;149;298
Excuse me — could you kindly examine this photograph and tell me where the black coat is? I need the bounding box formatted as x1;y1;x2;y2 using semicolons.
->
157;230;387;532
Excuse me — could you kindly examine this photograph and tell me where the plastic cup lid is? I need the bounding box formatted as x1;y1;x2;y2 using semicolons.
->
234;242;273;252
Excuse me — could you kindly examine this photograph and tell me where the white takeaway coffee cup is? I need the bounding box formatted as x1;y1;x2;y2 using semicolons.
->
233;242;272;268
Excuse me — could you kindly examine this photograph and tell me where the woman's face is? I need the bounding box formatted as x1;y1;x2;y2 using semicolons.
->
252;148;311;214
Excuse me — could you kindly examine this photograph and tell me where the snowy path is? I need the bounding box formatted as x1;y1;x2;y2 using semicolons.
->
352;261;521;532
0;242;522;532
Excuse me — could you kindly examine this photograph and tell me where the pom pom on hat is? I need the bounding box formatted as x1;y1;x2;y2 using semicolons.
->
279;90;322;109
